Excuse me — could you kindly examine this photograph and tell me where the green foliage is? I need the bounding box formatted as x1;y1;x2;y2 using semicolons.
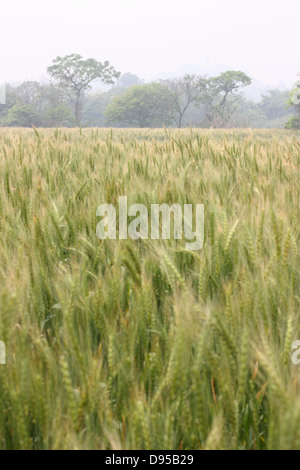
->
260;90;292;120
105;83;174;127
82;87;132;127
286;79;300;129
2;104;38;127
211;70;252;93
288;80;300;110
1;69;295;129
198;70;252;127
0;81;75;128
0;128;299;449
116;73;143;89
285;116;300;129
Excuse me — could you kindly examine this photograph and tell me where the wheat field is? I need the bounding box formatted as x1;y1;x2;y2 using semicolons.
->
0;127;299;450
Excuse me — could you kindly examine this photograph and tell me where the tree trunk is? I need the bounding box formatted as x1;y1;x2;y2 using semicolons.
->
75;93;81;127
178;114;182;128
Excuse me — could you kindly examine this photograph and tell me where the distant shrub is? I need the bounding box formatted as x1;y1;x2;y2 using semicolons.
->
285;116;300;129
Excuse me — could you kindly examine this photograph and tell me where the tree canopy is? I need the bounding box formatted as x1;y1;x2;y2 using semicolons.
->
198;71;252;127
105;83;173;128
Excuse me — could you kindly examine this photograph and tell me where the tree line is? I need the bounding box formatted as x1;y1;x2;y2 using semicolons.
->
0;54;299;129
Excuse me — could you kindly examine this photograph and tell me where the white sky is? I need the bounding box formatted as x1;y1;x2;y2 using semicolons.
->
1;0;299;87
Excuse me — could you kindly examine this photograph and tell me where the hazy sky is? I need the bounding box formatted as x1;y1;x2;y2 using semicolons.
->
1;0;299;86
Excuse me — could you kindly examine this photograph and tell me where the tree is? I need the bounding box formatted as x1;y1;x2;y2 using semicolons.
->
289;79;300;109
162;74;202;128
226;97;263;128
0;81;75;127
285;116;300;129
44;103;74;127
199;71;252;127
105;83;174;128
0;84;17;123
82;87;126;127
47;54;120;126
116;73;143;89
2;104;38;127
13;81;44;112
8;81;51;126
259;89;292;120
285;78;300;129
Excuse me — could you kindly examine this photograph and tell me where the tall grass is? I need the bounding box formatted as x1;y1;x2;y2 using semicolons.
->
0;127;299;449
